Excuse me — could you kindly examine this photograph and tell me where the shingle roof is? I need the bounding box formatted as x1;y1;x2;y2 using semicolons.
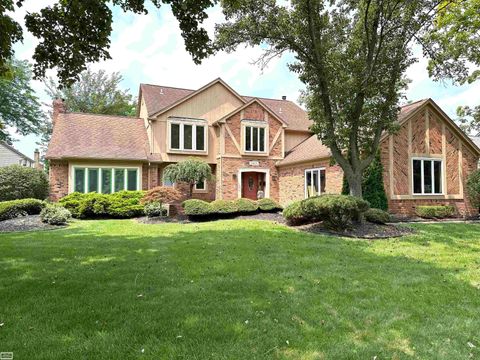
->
140;82;313;132
46;113;150;161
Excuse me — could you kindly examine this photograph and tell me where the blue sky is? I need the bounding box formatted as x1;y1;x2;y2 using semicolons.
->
9;0;480;157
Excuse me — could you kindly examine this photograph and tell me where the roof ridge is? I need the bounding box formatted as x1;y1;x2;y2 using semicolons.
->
141;83;195;92
65;112;142;120
399;98;429;108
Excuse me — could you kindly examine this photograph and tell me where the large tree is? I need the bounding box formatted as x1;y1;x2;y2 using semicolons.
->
1;0;216;85
0;58;45;143
214;0;471;197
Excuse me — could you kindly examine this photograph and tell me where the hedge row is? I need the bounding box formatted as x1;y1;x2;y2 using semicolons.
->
0;199;47;221
283;194;371;230
182;198;282;218
59;191;145;219
415;205;455;219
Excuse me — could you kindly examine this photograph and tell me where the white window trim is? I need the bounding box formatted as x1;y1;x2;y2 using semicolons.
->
241;120;268;154
69;164;141;194
411;157;444;195
304;167;325;199
237;168;270;199
167;118;208;153
193;179;208;193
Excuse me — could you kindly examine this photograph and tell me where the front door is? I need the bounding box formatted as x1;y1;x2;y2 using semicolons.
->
242;172;259;200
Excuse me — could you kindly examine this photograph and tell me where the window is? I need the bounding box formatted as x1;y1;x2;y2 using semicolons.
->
169;120;206;151
163;178;174;187
72;167;139;194
244;125;266;152
305;168;326;198
194;179;206;191
412;158;443;195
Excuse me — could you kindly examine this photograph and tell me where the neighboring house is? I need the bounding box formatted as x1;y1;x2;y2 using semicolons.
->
46;78;480;217
0;141;40;168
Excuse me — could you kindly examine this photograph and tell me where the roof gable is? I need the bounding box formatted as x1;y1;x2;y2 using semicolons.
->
215;98;288;127
0;141;34;162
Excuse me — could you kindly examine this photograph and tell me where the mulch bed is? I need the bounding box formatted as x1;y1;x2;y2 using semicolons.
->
298;221;415;239
0;215;66;233
137;211;286;225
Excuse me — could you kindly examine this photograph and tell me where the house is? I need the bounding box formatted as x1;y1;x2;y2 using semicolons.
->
46;78;480;217
0;141;41;168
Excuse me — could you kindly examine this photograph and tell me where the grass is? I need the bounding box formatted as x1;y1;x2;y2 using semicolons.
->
0;219;480;359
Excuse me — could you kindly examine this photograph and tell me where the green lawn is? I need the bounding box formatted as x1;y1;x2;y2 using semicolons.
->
1;220;480;359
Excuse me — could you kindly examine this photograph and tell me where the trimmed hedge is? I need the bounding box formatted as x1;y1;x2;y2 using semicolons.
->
365;208;390;224
0;199;46;221
40;204;72;225
283;194;370;230
210;200;239;214
183;199;213;216
257;198;282;212
144;202;167;217
416;205;455;219
58;191;145;219
234;198;258;213
0;165;49;201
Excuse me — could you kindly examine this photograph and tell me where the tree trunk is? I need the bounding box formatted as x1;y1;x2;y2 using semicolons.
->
189;183;194;198
348;174;363;198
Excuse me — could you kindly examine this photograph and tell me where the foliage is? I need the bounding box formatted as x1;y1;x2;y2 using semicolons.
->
0;198;46;221
215;0;477;198
58;191;145;219
144;202;167;218
163;158;213;198
210;200;239;214
257;198;282;212
182;199;213;216
40;204;71;225
416;205;456;219
467;169;480;208
2;0;215;85
342;152;388;210
364;208;390;225
283;195;369;230
141;186;182;205
0;165;49;201
234;198;258;213
0;58;46;142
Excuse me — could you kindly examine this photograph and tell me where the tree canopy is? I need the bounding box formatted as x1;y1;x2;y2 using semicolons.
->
0;58;45;143
1;0;216;85
215;0;477;197
163;158;213;198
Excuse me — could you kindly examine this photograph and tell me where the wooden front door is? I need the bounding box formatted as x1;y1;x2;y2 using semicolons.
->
242;172;259;200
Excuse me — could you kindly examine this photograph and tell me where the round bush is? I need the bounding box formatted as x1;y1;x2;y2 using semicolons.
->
234;198;258;213
40;204;71;225
365;208;390;224
182;199;212;216
0;165;49;201
210;200;239;214
77;193;110;219
0;199;46;221
282;201;307;225
257;198;282;212
467;169;480;208
144;201;167;217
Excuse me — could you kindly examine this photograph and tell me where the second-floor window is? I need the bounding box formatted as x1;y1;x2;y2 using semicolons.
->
169;120;206;152
245;125;266;152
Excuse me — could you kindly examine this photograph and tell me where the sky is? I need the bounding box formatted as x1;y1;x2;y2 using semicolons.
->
9;0;480;158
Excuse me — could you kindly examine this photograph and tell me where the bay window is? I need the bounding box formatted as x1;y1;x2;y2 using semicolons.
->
72;167;139;193
305;168;326;198
169;119;206;152
412;158;443;195
245;125;266;152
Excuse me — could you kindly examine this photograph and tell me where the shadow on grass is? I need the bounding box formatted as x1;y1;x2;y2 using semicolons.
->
0;219;479;359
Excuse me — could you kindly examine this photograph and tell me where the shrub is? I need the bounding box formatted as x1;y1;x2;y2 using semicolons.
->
107;191;145;218
182;199;213;216
365;208;390;224
282;194;370;230
0;199;46;221
40;204;72;225
58;192;86;218
282;201;307;225
416;205;455;219
257;198;282;212
0;165;49;201
163;158;213;198
141;186;182;205
144;201;167;217
210;200;239;214
467;169;480;208
77;193;110;219
234;198;258;213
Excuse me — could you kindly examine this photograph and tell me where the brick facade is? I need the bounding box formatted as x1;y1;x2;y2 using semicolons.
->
49;160;69;201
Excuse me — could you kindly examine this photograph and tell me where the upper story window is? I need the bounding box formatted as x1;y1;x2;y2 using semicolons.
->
305;168;326;198
73;167;139;194
412;158;443;195
169;118;207;152
245;125;266;153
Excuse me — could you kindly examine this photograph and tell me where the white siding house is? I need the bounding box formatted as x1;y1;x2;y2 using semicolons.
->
0;141;35;167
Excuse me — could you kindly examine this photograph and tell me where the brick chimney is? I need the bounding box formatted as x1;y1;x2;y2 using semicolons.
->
282;95;287;100
34;149;42;170
52;98;66;126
